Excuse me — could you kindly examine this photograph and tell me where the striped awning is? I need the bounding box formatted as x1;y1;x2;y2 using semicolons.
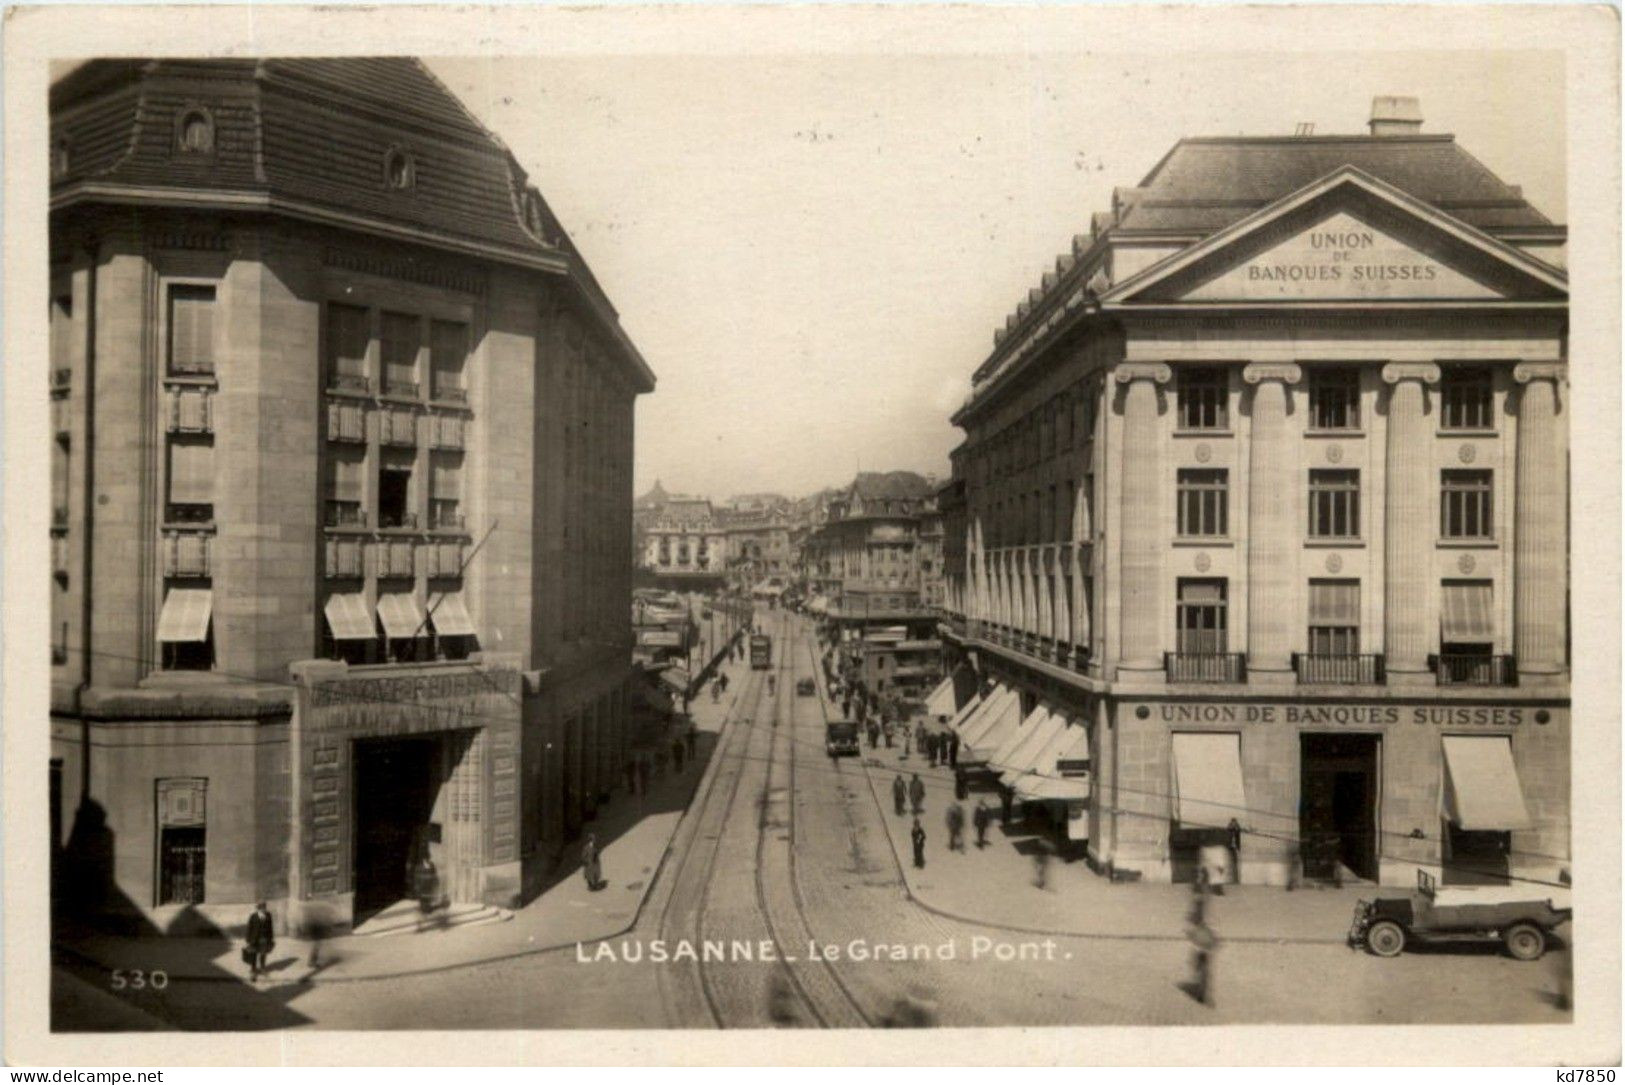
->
961;687;1019;754
323;592;374;641
1441;580;1494;642
157;588;212;643
1171;732;1247;830
428;592;476;637
1014;773;1092;802
1443;736;1532;831
923;676;957;719
992;707;1065;776
376;592;425;640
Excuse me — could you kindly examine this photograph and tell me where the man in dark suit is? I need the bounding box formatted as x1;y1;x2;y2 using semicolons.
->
245;902;275;982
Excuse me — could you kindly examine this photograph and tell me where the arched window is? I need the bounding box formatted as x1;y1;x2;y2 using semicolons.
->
177;109;214;155
384;148;415;191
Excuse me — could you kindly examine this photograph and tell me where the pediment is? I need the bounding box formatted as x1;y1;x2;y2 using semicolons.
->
1105;167;1566;306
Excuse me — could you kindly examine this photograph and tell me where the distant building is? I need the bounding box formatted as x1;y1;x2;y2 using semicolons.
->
941;98;1568;886
49;59;652;934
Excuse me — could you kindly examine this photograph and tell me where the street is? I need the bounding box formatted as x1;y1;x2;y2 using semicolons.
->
60;608;1572;1030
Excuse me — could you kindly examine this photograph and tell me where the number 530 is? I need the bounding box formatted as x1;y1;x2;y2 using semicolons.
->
110;969;168;990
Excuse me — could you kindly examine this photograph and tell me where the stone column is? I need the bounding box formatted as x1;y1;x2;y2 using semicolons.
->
1381;363;1441;680
1513;363;1567;679
1243;363;1302;681
1115;363;1171;673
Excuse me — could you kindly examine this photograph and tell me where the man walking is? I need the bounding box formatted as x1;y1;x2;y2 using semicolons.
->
973;800;991;848
581;832;605;892
244;901;275;982
947;730;960;769
910;817;927;869
909;772;926;816
927;732;939;768
946;801;965;853
892;774;907;817
954;765;969;800
867;720;880;749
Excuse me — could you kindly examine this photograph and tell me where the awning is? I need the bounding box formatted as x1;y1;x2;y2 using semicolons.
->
965;693;1026;761
923;676;957;719
1032;723;1090;779
1441;580;1494;642
1171;732;1247;829
992;706;1065;775
957;685;1014;748
157;588;212;643
658;666;691;696
323;592;374;641
427;592;476;637
376;592;426;640
1014;773;1092;802
946;690;985;735
1442;736;1532;831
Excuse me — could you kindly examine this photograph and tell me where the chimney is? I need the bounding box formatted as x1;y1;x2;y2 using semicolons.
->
1369;96;1423;136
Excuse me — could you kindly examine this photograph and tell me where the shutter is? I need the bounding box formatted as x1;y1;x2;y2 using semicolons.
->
431;458;461;500
328;452;364;502
383;313;419;388
329;304;369;381
167;441;215;505
431;321;466;389
1309;580;1360;625
169;287;214;371
1441;580;1494;642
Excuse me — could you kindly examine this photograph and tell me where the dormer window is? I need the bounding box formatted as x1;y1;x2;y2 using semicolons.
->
176;108;214;155
51;136;71;180
384;148;415;191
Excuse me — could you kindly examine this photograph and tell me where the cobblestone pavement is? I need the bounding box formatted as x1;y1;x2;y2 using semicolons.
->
57;610;1573;1030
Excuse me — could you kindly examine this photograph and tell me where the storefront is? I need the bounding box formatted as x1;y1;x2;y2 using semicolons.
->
1096;695;1569;887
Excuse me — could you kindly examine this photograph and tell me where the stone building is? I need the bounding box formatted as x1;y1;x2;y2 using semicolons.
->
48;58;652;934
940;98;1568;887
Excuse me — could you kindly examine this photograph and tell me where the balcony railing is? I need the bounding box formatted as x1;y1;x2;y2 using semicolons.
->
165;503;213;525
382;381;420;399
1165;651;1247;684
326;401;365;442
168;357;215;378
431;384;467;404
430;510;466;532
163;528;213;578
328;373;372;395
1430;653;1518;688
1293;652;1386;685
431;414;464;450
325;502;365;529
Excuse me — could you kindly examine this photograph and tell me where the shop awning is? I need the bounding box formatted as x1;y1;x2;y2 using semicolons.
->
966;694;1028;762
376;592;426;640
658;665;691;696
1033;723;1090;779
953;683;1006;742
1171;732;1247;830
1441;581;1494;642
945;689;985;736
1014;773;1092;802
959;685;1016;750
323;592;374;641
923;676;957;720
1442;735;1532;831
157;588;212;643
427;592;476;637
991;706;1065;775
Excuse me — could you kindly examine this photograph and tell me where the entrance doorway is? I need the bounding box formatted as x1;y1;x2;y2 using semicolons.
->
353;736;440;922
1299;733;1380;882
1442;825;1510;885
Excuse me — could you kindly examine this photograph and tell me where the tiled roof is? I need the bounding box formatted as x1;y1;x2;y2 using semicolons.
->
1121;135;1553;232
850;470;933;501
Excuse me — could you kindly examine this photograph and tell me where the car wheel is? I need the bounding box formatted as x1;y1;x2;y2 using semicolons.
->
1366;920;1406;958
1504;923;1546;961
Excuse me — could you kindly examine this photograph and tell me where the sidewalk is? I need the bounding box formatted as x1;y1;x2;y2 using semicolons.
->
57;646;755;988
856;746;1366;946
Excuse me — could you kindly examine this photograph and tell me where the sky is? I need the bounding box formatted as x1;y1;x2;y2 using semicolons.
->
426;48;1564;501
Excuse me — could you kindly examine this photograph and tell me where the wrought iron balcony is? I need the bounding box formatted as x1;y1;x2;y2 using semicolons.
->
1165;651;1247;684
328;373;372;395
431;383;467;404
1293;652;1386;685
324;501;365;529
1430;653;1518;687
382;380;420;399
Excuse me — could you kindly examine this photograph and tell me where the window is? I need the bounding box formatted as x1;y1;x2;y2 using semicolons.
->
157;585;213;670
430;454;462;530
327;303;370;392
430;320;468;402
1177;367;1228;430
1177;469;1228;538
1176;578;1228;654
155;778;207;904
378;452;414;529
166;438;215;523
167;285;215;376
1307;579;1360;655
1309;368;1361;430
384;148;415;190
1308;469;1360;539
381;312;420;397
1440;580;1495;660
177;109;213;155
325;448;365;527
1441;367;1494;430
1441;470;1493;539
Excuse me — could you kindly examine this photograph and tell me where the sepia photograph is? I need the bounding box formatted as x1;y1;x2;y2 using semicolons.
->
3;1;1619;1068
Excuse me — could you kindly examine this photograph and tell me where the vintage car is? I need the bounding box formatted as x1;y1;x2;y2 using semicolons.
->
796;677;816;697
1349;870;1571;960
824;720;861;758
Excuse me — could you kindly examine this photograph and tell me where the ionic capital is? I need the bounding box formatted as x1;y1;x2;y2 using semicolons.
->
1242;362;1302;386
1380;362;1441;386
1513;362;1566;385
1114;362;1172;386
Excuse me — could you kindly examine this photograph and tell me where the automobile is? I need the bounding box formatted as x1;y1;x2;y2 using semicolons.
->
1348;870;1571;960
824;720;860;757
796;678;816;697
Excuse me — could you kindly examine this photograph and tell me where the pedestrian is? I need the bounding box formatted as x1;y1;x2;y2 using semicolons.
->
1032;834;1054;890
686;725;697;760
927;732;939;768
947;731;960;769
1226;818;1242;890
842;696;852;718
954;765;969;801
244;901;275;982
973;800;991;848
412;850;439;914
711;680;721;704
1181;884;1216;1007
901;730;911;761
892;774;907;817
909;772;926;816
867;721;880;749
1000;786;1014;825
581;832;605;891
883;721;894;749
946;802;965;852
910;817;927;869
719;672;729;694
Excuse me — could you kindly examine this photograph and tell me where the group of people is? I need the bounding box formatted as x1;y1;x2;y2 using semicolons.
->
890;768;1005;870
